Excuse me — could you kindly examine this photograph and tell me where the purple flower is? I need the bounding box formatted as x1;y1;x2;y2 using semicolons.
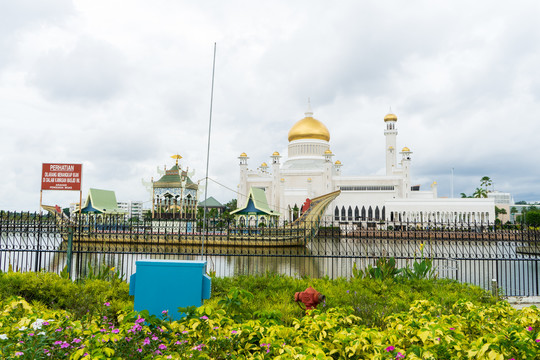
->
231;330;238;334
104;302;110;306
385;346;395;352
43;322;49;326
162;310;168;314
54;341;63;345
135;317;145;324
182;330;188;334
396;352;405;359
28;333;34;336
61;342;70;349
200;315;209;320
72;338;82;343
527;326;533;331
536;339;540;343
137;348;142;353
159;344;167;350
449;327;455;331
112;329;119;334
143;337;150;345
15;352;24;356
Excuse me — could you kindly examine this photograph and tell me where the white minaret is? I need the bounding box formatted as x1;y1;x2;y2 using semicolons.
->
384;111;398;175
400;147;412;198
238;152;249;205
271;151;281;213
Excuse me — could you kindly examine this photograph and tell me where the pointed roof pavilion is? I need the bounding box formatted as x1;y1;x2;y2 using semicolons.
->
80;188;126;214
231;187;280;217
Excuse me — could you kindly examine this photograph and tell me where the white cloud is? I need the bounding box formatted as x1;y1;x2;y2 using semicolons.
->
1;0;539;212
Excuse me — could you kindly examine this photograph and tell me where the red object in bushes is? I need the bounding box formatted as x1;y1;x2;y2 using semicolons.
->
294;286;326;311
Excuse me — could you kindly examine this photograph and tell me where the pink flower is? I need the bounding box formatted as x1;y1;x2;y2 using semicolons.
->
72;338;82;343
135;317;145;324
536;339;540;343
15;352;23;356
200;315;209;320
527;326;533;331
61;342;70;349
112;329;119;334
385;346;395;352
104;302;110;306
396;352;405;359
143;337;151;345
231;330;238;334
159;344;167;350
137;348;142;352
182;330;189;334
162;310;168;314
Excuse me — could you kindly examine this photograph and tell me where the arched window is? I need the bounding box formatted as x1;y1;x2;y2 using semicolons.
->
334;206;340;221
354;206;359;221
348;206;353;221
239;216;246;227
361;206;366;221
368;206;373;220
375;206;380;220
341;206;346;221
382;206;386;221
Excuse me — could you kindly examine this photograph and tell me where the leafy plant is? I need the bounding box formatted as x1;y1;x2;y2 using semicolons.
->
402;243;437;280
353;257;401;280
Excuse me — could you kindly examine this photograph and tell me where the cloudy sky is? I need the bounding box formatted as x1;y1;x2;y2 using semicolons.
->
1;0;539;211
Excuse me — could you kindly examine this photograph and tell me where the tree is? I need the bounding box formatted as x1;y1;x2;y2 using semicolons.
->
495;206;507;219
460;193;470;198
472;187;487;198
480;176;493;191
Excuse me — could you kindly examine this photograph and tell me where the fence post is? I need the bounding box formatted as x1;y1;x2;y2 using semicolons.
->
491;278;498;297
66;226;74;279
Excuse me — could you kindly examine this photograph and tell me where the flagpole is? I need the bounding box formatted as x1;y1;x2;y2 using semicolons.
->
201;42;216;261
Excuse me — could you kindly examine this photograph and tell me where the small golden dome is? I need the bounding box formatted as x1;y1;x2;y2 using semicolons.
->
280;178;285;182
335;160;341;165
307;177;312;181
389;146;394;150
272;151;280;156
384;113;398;122
324;149;332;154
402;147;410;152
240;152;247;157
261;162;267;167
288;114;330;142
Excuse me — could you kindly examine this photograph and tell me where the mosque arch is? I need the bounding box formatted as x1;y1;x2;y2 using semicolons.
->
361;206;366;221
341;206;346;221
368;206;373;220
334;206;340;221
348;206;353;221
375;206;380;220
354;206;359;221
382;206;386;221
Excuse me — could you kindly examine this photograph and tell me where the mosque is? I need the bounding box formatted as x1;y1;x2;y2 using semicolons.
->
237;105;495;226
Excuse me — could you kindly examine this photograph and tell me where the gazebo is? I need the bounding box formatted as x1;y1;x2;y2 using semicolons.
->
231;187;280;227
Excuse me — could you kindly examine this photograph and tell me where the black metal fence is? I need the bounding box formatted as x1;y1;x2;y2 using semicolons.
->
1;212;539;296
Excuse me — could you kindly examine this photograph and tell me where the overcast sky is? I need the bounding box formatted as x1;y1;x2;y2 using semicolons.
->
1;0;539;211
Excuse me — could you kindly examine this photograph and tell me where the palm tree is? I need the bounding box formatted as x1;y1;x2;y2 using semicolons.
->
480;176;493;192
472;187;487;198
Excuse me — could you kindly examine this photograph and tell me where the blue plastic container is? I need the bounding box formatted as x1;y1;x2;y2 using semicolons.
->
129;260;211;320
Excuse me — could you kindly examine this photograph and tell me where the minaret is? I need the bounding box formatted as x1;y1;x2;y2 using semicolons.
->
271;151;281;213
384;111;398;175
238;152;249;205
400;147;412;198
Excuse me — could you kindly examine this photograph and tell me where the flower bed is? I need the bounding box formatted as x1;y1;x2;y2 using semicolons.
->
0;296;539;359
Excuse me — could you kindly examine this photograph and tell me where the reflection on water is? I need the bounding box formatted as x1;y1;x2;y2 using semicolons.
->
1;232;539;296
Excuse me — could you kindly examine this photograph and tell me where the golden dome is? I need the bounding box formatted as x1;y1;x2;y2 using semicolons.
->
335;160;341;165
384;113;398;122
288;114;330;142
272;151;280;156
402;147;410;152
324;149;332;154
240;152;247;157
261;162;267;167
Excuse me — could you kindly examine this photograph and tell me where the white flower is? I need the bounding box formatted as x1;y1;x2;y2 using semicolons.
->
32;319;45;330
0;334;8;340
38;332;46;336
18;326;27;331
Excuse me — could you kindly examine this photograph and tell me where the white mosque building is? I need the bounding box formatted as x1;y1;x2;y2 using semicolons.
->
237;105;495;226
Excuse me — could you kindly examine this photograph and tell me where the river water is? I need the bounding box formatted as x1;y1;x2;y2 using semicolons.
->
1;230;539;296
